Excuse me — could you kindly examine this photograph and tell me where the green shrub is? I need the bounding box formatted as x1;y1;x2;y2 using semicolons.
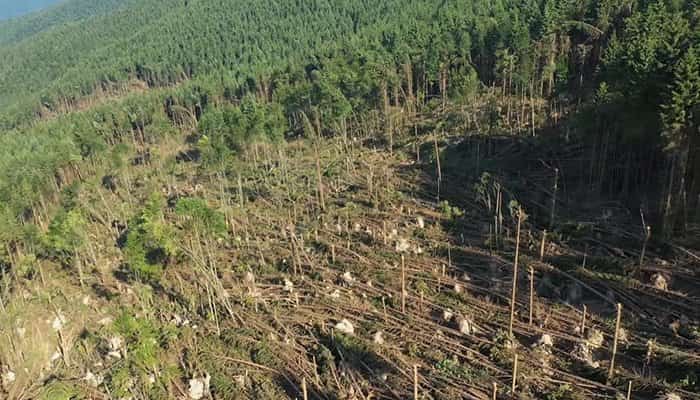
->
44;208;87;264
124;193;176;280
175;197;227;238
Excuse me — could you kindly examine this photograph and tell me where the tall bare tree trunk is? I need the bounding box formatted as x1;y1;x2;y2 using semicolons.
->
381;80;393;154
404;61;415;117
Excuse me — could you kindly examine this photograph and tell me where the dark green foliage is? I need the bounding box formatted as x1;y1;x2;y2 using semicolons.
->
197;96;286;164
107;312;176;397
175;197;227;238
124;193;177;280
44;209;86;263
0;0;697;266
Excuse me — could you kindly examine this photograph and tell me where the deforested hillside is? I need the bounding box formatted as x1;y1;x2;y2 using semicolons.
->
0;0;698;399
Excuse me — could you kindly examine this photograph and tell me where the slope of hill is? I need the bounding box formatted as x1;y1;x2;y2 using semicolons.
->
0;0;477;128
0;0;698;399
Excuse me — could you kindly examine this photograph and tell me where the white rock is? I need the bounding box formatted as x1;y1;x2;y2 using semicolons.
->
442;309;454;322
15;326;26;339
395;238;410;253
454;283;463;294
373;331;385;345
82;296;91;306
147;374;156;385
652;273;668;291
283;278;294;293
461;273;471;282
334;319;355;335
51;313;67;331
50;351;62;363
329;289;341;299
534;334;554;348
416;217;425;229
1;369;16;386
84;371;104;387
109;336;124;351
342;272;355;284
98;317;114;326
457;317;474;335
188;374;211;400
171;314;190;327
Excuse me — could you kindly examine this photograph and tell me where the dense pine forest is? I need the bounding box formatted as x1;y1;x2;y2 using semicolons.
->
0;0;698;399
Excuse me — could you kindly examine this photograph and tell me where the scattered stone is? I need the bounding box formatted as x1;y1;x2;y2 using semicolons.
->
334;319;355;335
395;238;410;253
454;283;463;294
188;374;211;400
652;273;668;291
1;368;16;386
50;351;62;363
283;278;294;293
342;271;355;284
373;331;385;345
457;316;475;335
51;313;67;331
171;314;190;327
442;309;454;322
534;333;554;348
461;273;471;282
329;289;341;299
108;336;124;359
416;216;425;229
84;371;104;387
15;326;26;339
